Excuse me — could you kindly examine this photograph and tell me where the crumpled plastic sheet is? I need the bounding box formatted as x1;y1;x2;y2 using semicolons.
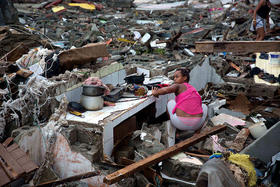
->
196;158;241;187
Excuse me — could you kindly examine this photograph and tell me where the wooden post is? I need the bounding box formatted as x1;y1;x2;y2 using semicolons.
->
195;41;280;53
104;125;227;184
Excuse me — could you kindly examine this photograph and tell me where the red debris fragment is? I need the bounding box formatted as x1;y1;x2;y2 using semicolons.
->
44;0;63;9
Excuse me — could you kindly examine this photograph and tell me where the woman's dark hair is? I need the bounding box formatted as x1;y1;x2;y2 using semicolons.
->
176;68;190;82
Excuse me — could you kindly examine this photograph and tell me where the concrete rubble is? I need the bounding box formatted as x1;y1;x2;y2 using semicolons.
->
0;0;279;186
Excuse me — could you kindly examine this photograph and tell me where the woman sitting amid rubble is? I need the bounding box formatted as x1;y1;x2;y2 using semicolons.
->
250;0;271;40
152;68;207;132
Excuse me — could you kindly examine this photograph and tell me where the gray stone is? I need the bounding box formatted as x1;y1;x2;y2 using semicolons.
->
135;173;153;187
118;177;136;187
130;130;165;160
114;146;135;163
61;125;103;163
162;158;202;182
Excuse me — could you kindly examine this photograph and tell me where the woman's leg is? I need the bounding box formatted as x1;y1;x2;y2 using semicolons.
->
167;100;202;131
166;100;176;119
256;27;265;40
166;100;185;130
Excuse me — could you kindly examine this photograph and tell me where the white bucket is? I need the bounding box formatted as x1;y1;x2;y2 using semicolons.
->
269;53;280;65
249;122;267;139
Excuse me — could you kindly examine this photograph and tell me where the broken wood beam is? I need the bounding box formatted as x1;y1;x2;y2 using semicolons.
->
195;41;280;53
35;171;100;187
184;152;211;158
104;125;227;184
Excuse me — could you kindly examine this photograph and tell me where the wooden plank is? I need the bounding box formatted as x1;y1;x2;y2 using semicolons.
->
184;152;210;158
36;171;100;187
195;41;280;53
17;156;30;166
21;161;38;173
0;144;24;179
113;116;136;143
0;168;11;186
2;137;14;148
10;148;26;160
0;156;17;179
104;125;227;184
7;144;19;152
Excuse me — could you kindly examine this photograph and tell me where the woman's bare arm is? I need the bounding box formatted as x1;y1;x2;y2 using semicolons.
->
152;84;179;97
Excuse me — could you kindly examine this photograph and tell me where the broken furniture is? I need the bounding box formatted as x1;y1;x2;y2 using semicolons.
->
0;138;38;186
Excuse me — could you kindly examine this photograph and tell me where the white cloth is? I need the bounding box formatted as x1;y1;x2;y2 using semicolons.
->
167;100;207;131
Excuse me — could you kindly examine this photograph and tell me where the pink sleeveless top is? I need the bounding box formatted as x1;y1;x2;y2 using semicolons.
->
172;83;203;115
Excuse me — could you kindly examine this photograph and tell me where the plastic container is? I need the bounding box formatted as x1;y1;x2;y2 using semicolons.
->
141;33;151;44
249;122;267;139
269;53;280;65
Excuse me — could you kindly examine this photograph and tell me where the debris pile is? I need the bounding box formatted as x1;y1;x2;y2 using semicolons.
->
0;0;279;186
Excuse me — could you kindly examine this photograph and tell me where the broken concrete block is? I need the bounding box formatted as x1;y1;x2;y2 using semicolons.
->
207;99;226;118
135;173;152;187
62;125;103;162
115;146;134;164
162;153;203;182
161;120;175;148
130;130;165;160
117;177;136;187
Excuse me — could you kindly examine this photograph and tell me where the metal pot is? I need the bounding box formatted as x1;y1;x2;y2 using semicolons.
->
80;95;104;111
82;85;105;96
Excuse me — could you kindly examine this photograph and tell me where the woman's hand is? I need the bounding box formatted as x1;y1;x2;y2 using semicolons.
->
152;87;159;97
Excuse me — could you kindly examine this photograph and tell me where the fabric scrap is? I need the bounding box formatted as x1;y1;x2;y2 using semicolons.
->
228;153;257;187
